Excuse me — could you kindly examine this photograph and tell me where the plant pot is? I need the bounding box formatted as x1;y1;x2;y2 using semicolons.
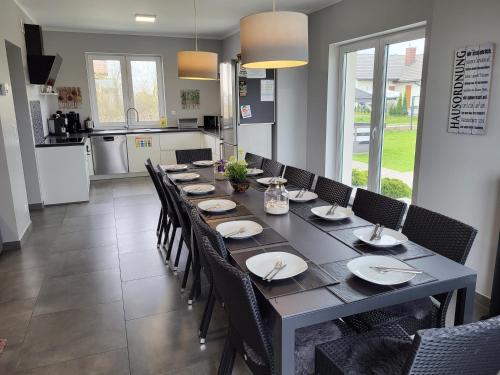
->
230;180;250;193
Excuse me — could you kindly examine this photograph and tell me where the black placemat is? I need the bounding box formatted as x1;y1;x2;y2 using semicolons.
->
231;245;339;299
206;216;287;253
329;229;435;261
321;257;437;303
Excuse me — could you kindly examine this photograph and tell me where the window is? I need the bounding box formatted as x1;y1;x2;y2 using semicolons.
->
86;54;165;128
336;28;425;203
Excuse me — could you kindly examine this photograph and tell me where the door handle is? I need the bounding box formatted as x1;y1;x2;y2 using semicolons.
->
103;136;115;141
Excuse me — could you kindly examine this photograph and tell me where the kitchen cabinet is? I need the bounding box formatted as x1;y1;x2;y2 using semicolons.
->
159;131;202;164
201;132;222;161
126;134;160;172
36;145;90;205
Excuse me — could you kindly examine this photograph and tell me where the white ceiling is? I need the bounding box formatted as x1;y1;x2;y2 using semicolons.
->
17;0;342;39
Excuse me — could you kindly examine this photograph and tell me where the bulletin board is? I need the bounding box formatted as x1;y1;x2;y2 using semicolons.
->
238;68;276;125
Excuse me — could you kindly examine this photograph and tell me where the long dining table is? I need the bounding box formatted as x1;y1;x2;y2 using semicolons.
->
167;165;477;375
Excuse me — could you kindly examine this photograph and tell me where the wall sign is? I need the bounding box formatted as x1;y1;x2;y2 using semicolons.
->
57;87;82;109
448;42;495;135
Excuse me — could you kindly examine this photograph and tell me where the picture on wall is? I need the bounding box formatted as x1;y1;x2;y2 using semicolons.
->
180;89;200;110
57;87;82;109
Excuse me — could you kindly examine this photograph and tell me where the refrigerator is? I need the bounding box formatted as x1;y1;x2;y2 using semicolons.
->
219;60;276;160
219;61;239;160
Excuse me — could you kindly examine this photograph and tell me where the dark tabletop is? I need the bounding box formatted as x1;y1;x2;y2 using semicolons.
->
172;167;477;320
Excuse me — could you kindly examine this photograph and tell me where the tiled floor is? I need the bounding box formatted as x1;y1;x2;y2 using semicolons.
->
0;177;489;374
0;177;250;375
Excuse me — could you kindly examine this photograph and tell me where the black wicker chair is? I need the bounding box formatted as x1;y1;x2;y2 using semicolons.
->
145;159;170;246
283;166;315;190
316;316;500;375
184;206;228;344
156;167;184;268
314;176;352;207
351;188;407;230
202;237;349;375
345;205;478;335
245;152;264;169
175;148;212;164
261;158;285;178
161;173;193;284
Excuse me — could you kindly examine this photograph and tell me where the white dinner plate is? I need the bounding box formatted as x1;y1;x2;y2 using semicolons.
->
347;255;417;285
289;191;318;203
247;168;264;176
245;252;308;281
256;177;287;185
197;199;237;213
353;227;408;248
163;164;188;172
311;205;353;221
216;220;263;239
172;173;200;181
193;160;215;167
182;184;215;195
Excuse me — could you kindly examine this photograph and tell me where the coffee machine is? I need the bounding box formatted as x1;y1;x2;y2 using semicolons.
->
48;113;68;135
66;112;82;133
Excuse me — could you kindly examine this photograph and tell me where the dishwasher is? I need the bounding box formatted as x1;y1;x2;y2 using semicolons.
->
91;135;129;174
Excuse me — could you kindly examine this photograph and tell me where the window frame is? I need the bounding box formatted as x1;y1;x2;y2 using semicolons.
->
85;53;166;129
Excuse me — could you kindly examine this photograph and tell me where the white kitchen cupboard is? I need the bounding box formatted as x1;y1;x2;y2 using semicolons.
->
159;131;201;164
85;138;94;177
201;133;222;161
126;134;161;172
36;145;90;205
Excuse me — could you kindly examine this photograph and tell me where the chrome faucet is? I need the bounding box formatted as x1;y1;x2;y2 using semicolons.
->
126;108;139;128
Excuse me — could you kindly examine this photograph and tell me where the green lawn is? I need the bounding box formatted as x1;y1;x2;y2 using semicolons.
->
355;112;419;126
353;129;417;172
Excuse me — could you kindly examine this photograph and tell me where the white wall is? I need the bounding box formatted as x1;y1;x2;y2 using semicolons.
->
307;0;434;174
43;31;222;127
416;0;500;297
221;32;308;167
0;0;50;242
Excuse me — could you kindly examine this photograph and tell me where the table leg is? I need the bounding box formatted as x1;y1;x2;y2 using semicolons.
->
272;317;295;375
455;278;476;325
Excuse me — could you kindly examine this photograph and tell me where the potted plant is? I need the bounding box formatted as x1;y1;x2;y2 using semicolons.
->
225;156;250;192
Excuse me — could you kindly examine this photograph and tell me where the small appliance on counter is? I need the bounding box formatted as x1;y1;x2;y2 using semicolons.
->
84;118;94;132
203;115;220;131
66;111;82;133
177;118;199;129
48;112;68;135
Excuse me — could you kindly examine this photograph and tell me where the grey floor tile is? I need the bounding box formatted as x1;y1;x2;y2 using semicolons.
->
0;246;51;274
122;275;185;320
113;194;158;207
45;246;119;278
17;301;127;371
65;202;114;218
0;298;36;346
157;357;251;375
0;267;45;304
51;228;117;252
126;306;227;375
33;269;122;316
0;343;23;374
23;226;61;247
15;348;130;375
116;215;160;235
117;231;160;253
119;251;168;281
61;213;116;233
114;204;160;221
30;214;65;229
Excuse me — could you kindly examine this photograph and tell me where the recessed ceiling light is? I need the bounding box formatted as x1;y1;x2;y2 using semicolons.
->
135;14;156;23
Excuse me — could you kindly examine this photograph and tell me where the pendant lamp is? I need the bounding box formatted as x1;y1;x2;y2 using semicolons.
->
240;0;308;69
178;0;218;80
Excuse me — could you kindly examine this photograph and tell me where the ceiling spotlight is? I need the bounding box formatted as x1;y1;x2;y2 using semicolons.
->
135;14;157;23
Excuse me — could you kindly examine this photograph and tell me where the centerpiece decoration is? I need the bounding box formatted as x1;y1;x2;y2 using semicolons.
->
225;156;250;192
264;180;289;215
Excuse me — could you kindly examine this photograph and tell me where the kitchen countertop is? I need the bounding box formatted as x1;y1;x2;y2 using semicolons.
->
36;127;222;148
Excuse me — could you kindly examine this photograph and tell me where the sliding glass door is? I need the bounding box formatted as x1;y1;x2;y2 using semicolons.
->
338;29;425;202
